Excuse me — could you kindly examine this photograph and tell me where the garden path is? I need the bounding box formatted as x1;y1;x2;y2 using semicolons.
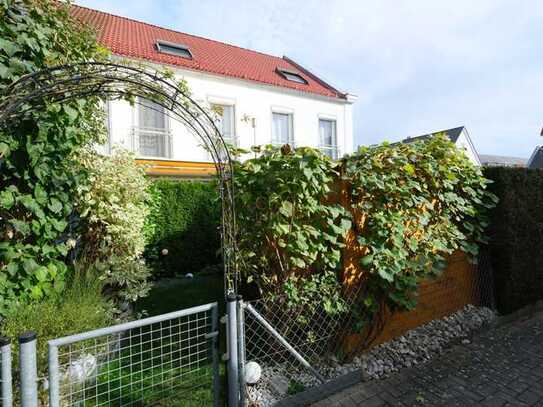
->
312;310;543;406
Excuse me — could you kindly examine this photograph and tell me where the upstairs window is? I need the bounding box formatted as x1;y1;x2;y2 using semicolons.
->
156;40;192;59
276;68;308;85
319;119;339;159
272;112;294;145
133;98;171;158
212;104;236;146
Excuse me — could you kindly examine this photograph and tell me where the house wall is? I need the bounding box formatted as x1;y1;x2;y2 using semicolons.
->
455;130;481;166
106;62;355;162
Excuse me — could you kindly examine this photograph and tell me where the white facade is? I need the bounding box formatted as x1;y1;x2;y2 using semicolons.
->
454;128;481;166
105;62;356;162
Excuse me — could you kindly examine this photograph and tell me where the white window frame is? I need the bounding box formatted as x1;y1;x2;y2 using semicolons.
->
271;107;295;147
132;97;172;159
318;116;339;159
209;102;237;147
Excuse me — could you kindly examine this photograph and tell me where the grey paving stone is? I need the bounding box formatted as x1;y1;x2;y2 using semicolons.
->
311;311;543;407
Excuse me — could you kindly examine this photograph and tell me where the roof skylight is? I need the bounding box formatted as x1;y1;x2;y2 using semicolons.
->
156;40;192;59
276;68;308;85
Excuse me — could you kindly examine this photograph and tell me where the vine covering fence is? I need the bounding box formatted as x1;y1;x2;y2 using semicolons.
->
239;252;496;406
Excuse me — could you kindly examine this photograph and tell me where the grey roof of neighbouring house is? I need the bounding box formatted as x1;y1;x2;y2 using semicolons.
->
479;154;527;167
528;146;543;169
401;126;465;144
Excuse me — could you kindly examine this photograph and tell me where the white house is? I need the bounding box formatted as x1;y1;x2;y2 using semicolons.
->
73;5;357;177
401;126;481;166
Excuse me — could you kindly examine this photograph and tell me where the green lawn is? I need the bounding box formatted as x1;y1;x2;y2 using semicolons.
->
66;272;226;406
137;273;225;317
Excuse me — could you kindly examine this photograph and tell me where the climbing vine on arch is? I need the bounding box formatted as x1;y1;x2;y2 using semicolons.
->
0;0;239;315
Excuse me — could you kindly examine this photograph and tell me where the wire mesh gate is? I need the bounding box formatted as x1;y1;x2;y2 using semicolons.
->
4;303;220;407
47;303;220;406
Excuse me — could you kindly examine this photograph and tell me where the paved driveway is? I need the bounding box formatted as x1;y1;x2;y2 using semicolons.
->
313;311;543;406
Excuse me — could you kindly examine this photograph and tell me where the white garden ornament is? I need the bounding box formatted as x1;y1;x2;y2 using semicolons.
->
65;354;97;384
245;361;262;384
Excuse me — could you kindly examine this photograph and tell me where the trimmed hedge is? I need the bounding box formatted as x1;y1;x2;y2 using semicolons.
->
484;167;543;314
145;180;221;278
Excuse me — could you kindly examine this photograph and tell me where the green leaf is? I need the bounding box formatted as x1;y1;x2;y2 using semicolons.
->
279;201;294;217
34;184;48;205
404;163;415;175
23;259;39;274
63;105;79;123
10;219;30;236
360;254;373;267
35;266;48;282
340;218;352;233
48;198;63;214
0;142;10;157
6;262;18;276
0;190;15;209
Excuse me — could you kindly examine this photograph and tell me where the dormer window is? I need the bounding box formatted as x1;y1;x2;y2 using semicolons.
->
276;68;308;84
156;40;192;59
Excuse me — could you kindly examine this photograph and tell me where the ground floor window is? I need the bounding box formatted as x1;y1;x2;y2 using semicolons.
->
319;118;338;159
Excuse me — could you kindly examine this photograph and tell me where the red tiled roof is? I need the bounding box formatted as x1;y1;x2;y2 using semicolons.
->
71;5;346;100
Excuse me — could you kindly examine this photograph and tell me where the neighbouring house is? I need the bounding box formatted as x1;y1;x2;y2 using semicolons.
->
479;154;527;167
401;126;481;166
72;5;357;178
527;147;543;169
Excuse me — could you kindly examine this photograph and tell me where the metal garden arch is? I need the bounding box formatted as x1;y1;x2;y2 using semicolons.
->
0;61;239;295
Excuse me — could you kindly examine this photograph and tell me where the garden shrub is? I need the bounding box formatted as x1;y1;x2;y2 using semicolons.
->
483;167;543;314
233;138;496;344
76;149;151;302
0;272;114;387
233;145;351;312
0;0;106;314
344;134;497;341
144;179;221;278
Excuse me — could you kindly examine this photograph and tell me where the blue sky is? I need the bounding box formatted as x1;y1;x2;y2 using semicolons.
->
77;0;543;158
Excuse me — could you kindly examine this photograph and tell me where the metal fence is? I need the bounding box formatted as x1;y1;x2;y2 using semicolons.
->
43;303;219;407
238;259;497;406
1;337;12;407
239;295;356;406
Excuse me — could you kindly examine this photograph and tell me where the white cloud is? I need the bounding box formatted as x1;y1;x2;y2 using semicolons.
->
77;0;543;157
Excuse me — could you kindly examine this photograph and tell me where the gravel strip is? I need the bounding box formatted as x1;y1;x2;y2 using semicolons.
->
246;304;496;406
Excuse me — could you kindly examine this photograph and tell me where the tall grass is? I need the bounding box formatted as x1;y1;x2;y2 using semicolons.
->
1;272;114;375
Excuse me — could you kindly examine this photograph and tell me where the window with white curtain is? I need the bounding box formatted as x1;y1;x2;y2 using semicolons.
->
135;97;170;158
272;112;294;145
212;104;236;146
319;119;338;159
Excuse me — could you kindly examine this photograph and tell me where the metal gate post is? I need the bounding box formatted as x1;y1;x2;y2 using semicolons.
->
1;337;12;407
211;303;220;407
19;331;38;407
48;342;60;407
237;298;246;407
226;294;240;407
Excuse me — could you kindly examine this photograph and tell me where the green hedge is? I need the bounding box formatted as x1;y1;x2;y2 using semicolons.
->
484;167;543;314
145;180;221;278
